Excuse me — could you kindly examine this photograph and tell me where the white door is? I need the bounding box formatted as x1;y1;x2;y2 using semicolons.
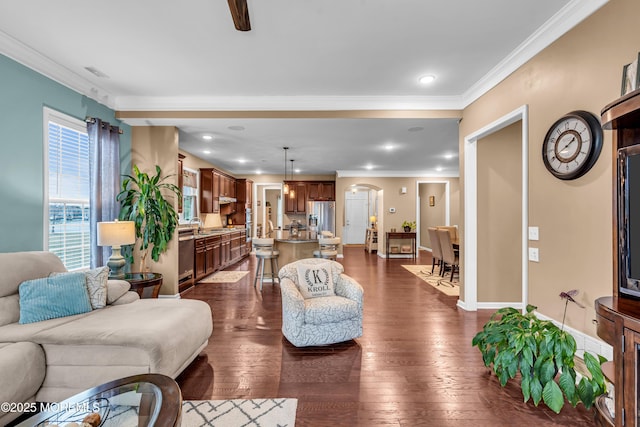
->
344;191;369;244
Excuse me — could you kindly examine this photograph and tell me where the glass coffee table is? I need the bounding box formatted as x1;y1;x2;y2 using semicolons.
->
17;374;181;427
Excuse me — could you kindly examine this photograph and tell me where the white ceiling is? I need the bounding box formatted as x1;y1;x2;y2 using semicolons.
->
0;0;607;176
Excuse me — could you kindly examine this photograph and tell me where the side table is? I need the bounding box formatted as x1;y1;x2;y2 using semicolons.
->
124;272;163;298
16;373;181;427
385;232;416;259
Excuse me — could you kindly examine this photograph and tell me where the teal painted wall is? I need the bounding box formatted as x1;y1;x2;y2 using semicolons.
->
0;54;131;252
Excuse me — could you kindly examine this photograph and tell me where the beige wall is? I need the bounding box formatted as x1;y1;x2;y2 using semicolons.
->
336;176;460;253
419;183;446;248
460;0;640;336
477;122;522;303
131;126;179;295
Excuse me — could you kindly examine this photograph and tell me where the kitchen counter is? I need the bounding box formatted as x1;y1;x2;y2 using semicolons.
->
274;231;319;267
274;230;318;243
178;227;246;240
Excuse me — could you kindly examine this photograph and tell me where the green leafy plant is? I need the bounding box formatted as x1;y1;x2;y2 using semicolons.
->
401;220;416;231
117;165;181;272
471;304;606;414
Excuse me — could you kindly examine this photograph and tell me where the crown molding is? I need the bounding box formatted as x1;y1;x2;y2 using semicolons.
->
337;170;459;178
461;0;609;107
113;95;465;112
0;30;115;109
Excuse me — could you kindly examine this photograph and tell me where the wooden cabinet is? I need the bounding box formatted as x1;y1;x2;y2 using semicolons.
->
307;181;335;201
232;179;253;225
230;231;242;262
596;89;640;426
220;234;231;266
195;239;206;279
200;169;220;214
284;181;307;214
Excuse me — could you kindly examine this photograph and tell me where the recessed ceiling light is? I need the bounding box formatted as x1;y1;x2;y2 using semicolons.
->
203;150;211;154
444;153;455;160
202;135;213;141
418;75;436;85
238;159;247;164
294;168;301;173
384;144;394;151
365;164;374;170
228;125;245;131
255;170;262;174
436;166;443;172
408;126;424;132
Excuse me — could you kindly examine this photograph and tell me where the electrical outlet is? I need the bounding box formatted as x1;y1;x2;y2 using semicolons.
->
528;247;539;262
528;226;539;241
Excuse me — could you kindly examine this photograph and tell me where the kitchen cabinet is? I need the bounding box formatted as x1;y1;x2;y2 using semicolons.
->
195;239;206;279
200;169;220;214
220;234;231;266
230;231;242;262
307;181;335;201
219;174;236;198
284;181;307;214
232;179;253;225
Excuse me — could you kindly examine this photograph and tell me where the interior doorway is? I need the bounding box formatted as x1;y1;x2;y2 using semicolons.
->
343;190;369;244
462;105;529;312
254;183;282;238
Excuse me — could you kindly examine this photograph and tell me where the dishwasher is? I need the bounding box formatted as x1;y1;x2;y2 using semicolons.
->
178;228;195;292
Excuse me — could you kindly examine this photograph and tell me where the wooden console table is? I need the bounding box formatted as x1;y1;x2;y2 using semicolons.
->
124;272;163;298
385;232;416;259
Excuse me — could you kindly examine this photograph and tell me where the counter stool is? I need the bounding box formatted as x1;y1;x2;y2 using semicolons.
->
313;237;340;261
253;238;280;290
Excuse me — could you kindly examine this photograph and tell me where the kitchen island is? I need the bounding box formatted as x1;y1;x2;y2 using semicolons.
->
274;230;319;267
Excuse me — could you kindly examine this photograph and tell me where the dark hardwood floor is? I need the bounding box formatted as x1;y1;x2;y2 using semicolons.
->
177;246;595;426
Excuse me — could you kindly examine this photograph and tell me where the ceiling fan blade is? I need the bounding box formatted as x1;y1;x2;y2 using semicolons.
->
227;0;251;31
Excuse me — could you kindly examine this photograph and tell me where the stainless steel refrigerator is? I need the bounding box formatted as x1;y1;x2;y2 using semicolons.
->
307;201;336;235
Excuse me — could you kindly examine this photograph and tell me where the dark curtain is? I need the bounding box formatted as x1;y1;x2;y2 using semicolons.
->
87;119;121;268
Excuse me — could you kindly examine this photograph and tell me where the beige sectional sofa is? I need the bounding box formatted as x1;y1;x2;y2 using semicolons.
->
0;251;213;425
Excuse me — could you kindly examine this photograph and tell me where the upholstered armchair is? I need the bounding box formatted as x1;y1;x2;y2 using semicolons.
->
278;258;363;347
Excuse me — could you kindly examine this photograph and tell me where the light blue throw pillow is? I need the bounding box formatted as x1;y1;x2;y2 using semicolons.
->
19;272;92;324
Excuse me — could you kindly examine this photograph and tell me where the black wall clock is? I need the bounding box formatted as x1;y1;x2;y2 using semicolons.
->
542;110;603;180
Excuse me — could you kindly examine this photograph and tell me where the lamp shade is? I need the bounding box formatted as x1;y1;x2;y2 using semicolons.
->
97;221;135;247
370;215;377;223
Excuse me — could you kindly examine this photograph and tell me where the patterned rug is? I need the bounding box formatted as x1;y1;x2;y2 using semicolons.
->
199;270;249;284
402;265;459;296
182;399;298;427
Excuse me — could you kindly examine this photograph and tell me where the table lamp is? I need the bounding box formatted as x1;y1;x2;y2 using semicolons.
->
97;220;135;279
370;215;377;229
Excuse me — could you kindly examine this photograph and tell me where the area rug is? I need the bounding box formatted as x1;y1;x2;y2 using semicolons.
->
199;270;249;283
402;265;459;296
182;398;298;427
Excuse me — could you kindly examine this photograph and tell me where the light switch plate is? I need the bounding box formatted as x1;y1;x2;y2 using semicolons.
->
389;207;396;213
528;247;539;262
528;226;539;241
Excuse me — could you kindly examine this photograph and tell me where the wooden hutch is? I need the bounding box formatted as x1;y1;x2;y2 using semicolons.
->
596;89;640;426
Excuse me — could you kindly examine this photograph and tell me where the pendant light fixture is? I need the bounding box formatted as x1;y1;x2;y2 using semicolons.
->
283;147;290;195
289;159;296;199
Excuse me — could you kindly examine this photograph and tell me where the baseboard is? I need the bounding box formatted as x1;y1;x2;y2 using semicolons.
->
159;293;181;299
535;311;614;361
476;302;524;310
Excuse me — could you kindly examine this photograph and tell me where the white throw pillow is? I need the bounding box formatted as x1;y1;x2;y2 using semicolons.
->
295;261;335;299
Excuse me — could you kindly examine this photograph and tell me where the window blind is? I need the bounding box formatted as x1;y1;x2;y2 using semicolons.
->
45;109;91;270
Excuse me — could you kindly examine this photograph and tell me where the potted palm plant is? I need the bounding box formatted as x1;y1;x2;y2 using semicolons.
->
472;303;606;414
117;165;181;272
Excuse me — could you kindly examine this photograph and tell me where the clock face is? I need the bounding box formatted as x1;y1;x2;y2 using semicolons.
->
542;111;603;180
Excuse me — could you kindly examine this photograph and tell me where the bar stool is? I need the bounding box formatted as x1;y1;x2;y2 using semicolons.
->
313;237;340;261
253;238;280;290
